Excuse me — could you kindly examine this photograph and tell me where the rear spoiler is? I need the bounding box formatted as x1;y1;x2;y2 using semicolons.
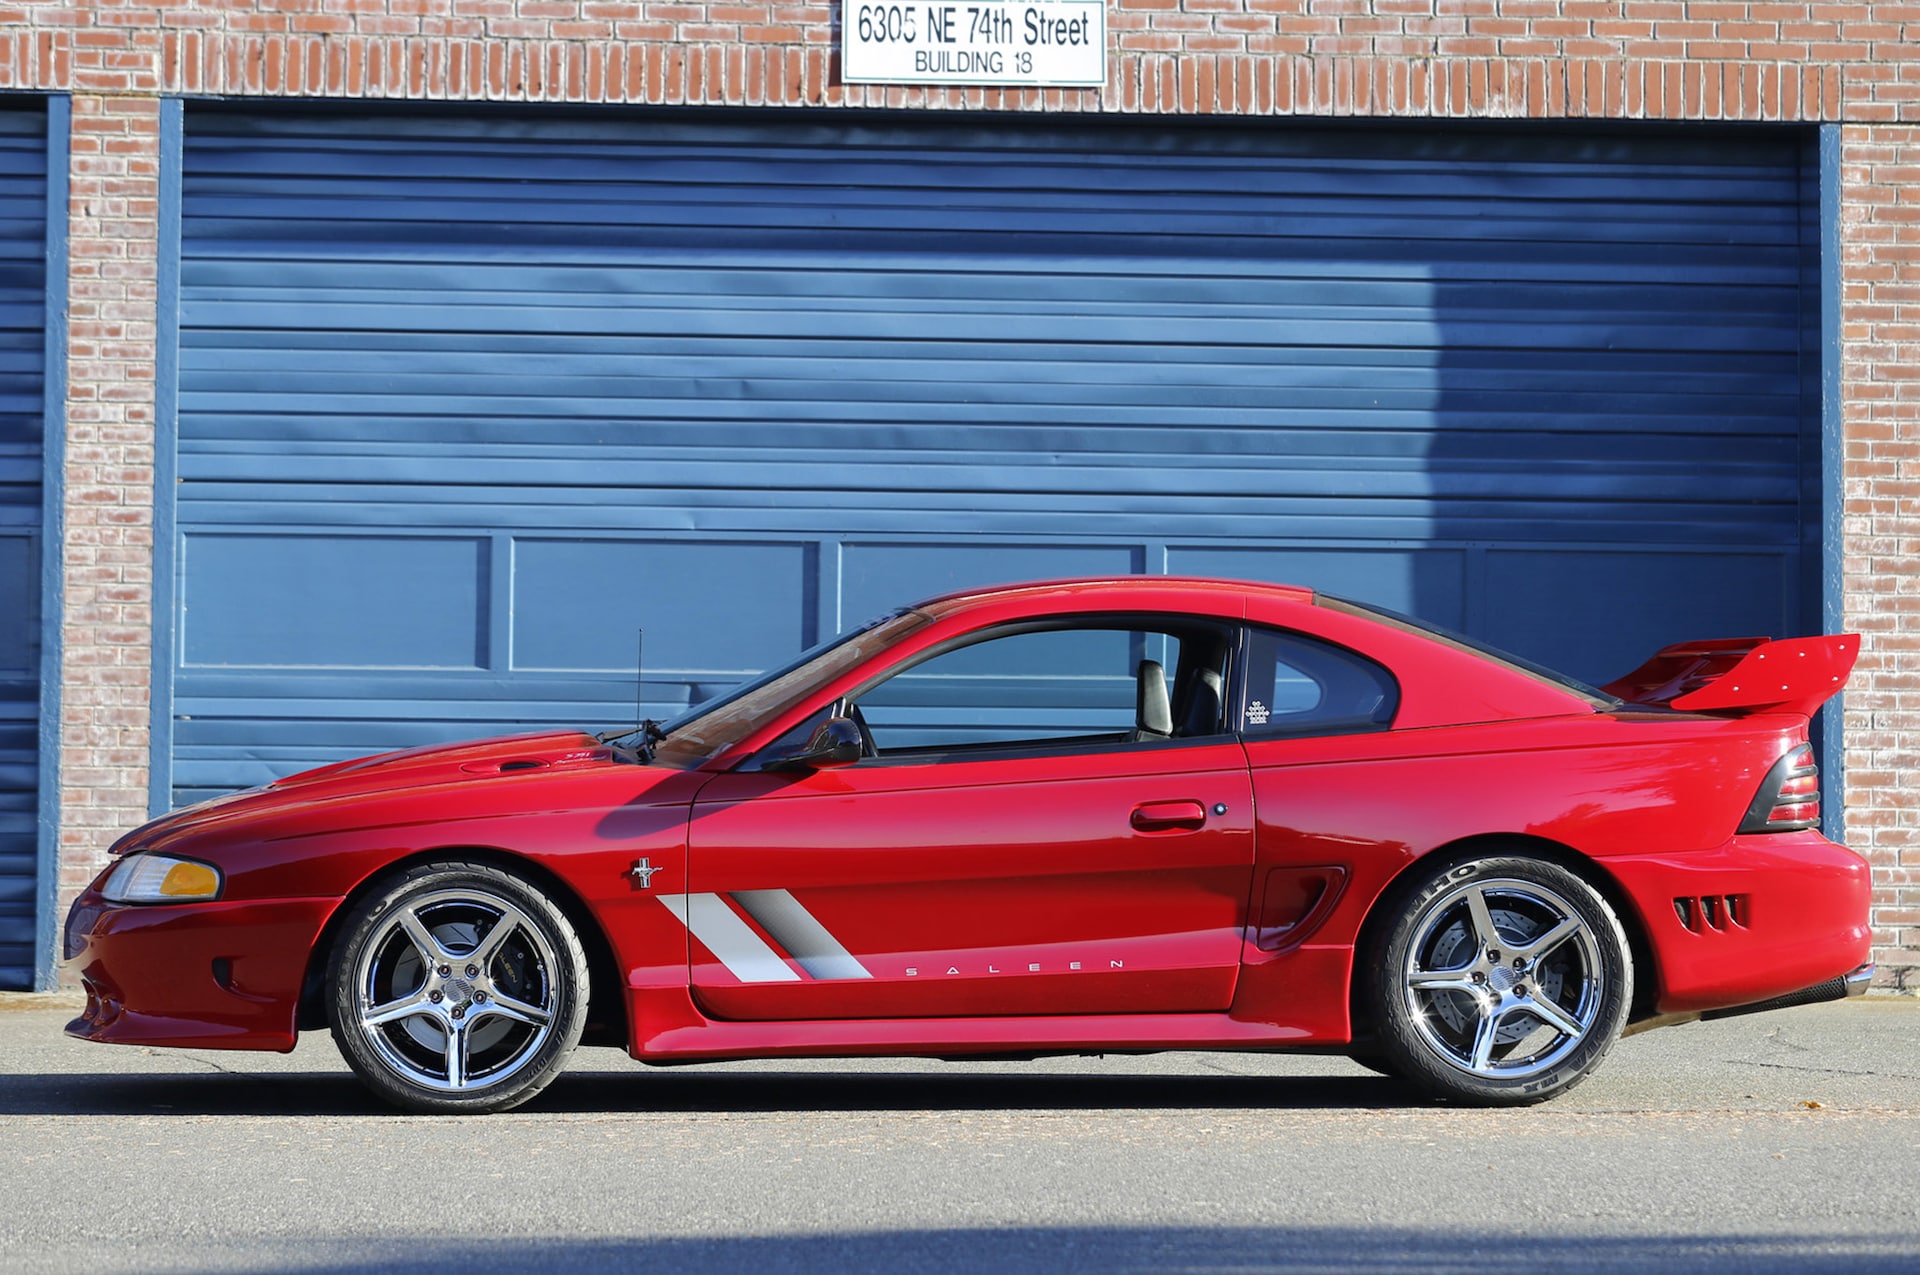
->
1601;634;1860;718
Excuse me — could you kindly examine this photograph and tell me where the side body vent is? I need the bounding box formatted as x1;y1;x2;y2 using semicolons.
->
1673;893;1750;934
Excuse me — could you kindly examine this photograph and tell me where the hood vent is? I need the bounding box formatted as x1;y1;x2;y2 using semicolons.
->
460;759;550;775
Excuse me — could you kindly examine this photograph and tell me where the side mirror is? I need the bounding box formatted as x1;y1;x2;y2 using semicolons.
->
765;717;864;772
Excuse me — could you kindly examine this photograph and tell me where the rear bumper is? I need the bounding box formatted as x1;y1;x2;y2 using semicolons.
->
63;888;334;1052
1626;962;1874;1037
1604;830;1873;1016
1701;961;1878;1017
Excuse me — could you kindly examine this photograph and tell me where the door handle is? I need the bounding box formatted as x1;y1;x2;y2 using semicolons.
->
1131;800;1208;832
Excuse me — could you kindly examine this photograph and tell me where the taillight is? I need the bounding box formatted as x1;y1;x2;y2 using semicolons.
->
1738;742;1820;833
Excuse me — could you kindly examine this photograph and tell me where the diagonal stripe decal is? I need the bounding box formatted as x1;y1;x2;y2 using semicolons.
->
658;893;801;983
659;889;873;983
732;889;874;980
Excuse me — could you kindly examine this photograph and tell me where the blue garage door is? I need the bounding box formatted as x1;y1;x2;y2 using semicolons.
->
0;107;47;988
170;111;1819;805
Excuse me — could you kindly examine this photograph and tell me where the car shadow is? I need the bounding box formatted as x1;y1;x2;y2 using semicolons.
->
0;1063;1421;1118
0;1071;387;1117
40;1226;1918;1275
532;1066;1415;1115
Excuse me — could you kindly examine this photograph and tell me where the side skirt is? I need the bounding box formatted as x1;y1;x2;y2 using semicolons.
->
624;986;1328;1061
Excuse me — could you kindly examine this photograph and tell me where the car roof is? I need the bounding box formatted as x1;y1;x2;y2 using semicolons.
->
910;575;1317;617
901;575;1606;728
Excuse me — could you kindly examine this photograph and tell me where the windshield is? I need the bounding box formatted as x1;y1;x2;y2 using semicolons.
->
1315;595;1619;707
641;608;933;768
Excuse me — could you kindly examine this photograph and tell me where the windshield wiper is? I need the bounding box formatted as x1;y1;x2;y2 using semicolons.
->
598;718;668;760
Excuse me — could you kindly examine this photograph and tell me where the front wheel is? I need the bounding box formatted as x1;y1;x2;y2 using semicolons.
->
327;861;589;1114
1364;854;1632;1105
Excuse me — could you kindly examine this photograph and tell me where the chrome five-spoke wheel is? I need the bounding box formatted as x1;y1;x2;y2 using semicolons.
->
329;862;588;1113
1368;854;1631;1105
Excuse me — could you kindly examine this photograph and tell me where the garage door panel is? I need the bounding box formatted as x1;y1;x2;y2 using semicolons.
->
193;414;1807;455
168;671;716;806
1484;549;1796;682
172;372;1805;419
180;192;1803;251
0;107;44;988
172;501;1803;557
172;112;1816;806
183;349;1812;418
180;137;1807;253
0;535;33;674
181;533;490;671
177;445;1807;493
841;543;1142;623
177;269;1804;322
179;149;1806;203
183;238;1806;292
195;301;1797;352
186;337;1807;386
510;538;812;674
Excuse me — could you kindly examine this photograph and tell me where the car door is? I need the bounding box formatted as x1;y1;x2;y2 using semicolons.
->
1233;624;1407;1001
676;618;1256;1022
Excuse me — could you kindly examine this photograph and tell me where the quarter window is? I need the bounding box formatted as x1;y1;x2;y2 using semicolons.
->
1241;628;1397;736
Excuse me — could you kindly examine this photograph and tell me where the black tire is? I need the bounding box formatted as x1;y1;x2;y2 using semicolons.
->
1364;854;1632;1106
327;860;589;1114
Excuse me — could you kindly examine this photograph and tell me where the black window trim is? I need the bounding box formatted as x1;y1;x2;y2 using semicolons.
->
846;728;1242;770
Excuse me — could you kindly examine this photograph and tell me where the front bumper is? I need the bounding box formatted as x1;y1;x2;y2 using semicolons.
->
63;889;336;1051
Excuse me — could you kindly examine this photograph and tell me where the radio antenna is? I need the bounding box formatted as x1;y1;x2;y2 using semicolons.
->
594;628;653;748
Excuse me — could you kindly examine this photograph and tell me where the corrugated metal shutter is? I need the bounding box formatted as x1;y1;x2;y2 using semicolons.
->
172;111;1816;805
0;107;46;987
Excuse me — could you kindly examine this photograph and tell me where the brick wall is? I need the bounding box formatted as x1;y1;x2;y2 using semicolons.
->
1840;115;1920;991
52;93;160;909
1;1;1915;987
0;2;1878;116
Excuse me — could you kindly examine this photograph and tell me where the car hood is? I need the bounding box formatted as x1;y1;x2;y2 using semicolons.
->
114;730;637;853
275;729;618;791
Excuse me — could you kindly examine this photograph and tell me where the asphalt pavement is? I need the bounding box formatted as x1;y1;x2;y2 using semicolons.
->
0;992;1915;1273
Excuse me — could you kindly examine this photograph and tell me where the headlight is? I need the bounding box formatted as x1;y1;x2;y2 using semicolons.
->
100;853;224;904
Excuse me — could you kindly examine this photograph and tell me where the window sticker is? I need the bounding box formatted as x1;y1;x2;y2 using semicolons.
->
1246;699;1271;726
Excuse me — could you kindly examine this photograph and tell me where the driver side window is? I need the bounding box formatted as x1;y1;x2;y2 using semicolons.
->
852;618;1233;759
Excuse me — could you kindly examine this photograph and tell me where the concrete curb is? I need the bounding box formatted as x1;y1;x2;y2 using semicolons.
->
0;990;86;1012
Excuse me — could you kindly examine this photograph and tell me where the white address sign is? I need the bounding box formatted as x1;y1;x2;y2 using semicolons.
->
843;1;1106;87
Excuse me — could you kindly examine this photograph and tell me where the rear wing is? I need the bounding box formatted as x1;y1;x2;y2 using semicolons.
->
1600;634;1860;719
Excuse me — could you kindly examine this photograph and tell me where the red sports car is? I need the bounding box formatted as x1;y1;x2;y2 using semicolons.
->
64;577;1873;1112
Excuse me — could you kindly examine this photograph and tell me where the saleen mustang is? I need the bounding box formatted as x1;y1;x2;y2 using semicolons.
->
65;577;1873;1112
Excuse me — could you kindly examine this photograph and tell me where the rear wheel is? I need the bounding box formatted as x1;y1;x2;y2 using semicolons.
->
328;861;589;1114
1366;854;1631;1105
